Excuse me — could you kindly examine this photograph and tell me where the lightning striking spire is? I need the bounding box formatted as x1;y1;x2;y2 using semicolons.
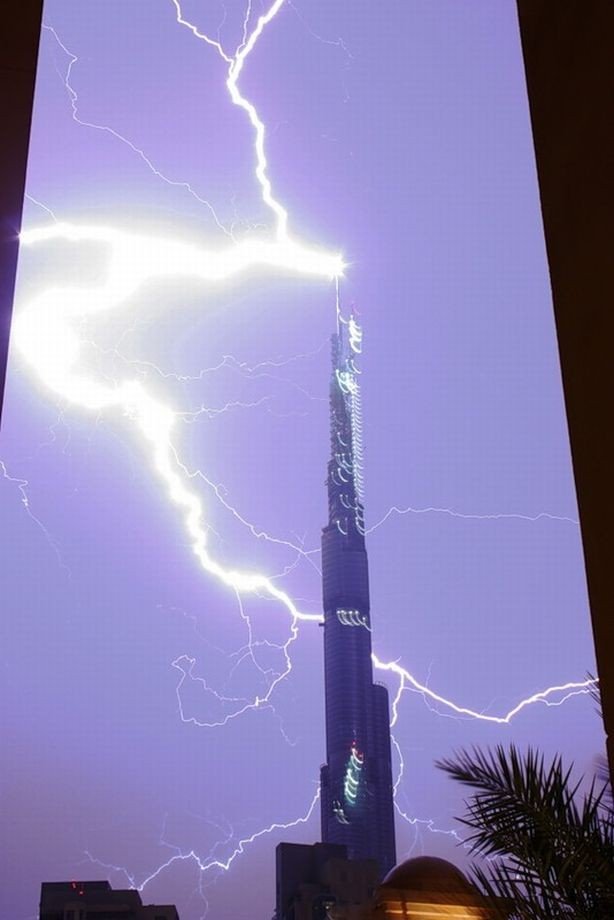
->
17;0;343;626
11;4;600;909
16;0;593;740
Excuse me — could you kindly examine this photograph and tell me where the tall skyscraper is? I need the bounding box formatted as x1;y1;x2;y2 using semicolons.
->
319;313;396;878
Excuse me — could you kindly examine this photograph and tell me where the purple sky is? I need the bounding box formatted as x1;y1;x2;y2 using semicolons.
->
0;2;604;919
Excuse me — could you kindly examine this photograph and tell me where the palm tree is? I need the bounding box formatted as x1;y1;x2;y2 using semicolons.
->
436;744;614;919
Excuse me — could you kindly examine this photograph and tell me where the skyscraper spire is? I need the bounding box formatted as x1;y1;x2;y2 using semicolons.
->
326;313;366;542
320;309;396;878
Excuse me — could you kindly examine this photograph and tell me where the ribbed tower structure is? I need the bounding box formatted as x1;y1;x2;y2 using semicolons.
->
320;313;396;879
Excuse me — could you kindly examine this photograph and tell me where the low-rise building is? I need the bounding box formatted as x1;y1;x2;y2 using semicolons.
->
39;880;180;920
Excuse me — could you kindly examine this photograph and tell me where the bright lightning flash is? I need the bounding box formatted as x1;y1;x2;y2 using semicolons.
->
15;0;599;899
17;0;342;628
19;0;590;733
15;222;340;625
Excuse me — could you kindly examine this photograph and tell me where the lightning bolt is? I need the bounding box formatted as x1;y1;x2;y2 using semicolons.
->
43;24;230;235
14;224;593;741
374;653;596;727
175;460;322;576
14;2;598;907
25;193;59;222
17;0;345;627
34;10;585;717
367;504;579;534
287;0;354;107
394;802;465;851
25;6;590;728
85;787;320;895
170;0;290;237
15;2;337;778
0;459;69;572
15;221;340;628
172;586;300;728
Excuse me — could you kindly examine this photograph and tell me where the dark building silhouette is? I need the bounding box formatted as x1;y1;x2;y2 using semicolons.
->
39;880;179;920
0;2;43;429
275;842;378;920
319;315;396;878
515;0;614;786
275;847;512;920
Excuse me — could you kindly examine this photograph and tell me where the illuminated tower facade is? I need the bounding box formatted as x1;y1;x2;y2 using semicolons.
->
320;314;396;879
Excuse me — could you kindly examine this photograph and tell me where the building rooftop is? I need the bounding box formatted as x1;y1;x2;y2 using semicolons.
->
381;856;476;894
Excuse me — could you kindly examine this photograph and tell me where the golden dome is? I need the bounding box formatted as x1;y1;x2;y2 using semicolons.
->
380;856;476;894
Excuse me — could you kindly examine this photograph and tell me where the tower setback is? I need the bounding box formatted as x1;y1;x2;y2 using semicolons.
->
320;314;396;878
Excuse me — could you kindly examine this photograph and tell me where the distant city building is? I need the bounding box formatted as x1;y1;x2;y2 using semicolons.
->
319;315;396;877
39;880;180;920
275;842;378;920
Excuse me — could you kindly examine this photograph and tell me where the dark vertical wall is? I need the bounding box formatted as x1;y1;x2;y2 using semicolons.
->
0;2;44;427
516;1;614;778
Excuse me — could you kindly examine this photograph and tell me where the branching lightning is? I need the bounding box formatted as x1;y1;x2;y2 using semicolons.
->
171;0;291;239
25;193;59;223
22;3;591;737
16;2;337;779
172;586;300;728
375;653;596;727
394;802;465;851
44;24;231;235
0;459;69;572
367;504;579;534
19;0;344;628
175;460;322;576
15;1;599;905
15;221;340;629
85;787;320;895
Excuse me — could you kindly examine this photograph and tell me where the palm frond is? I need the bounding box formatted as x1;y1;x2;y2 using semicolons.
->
436;745;614;919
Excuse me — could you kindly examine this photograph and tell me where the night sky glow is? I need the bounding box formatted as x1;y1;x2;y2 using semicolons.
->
0;2;605;919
